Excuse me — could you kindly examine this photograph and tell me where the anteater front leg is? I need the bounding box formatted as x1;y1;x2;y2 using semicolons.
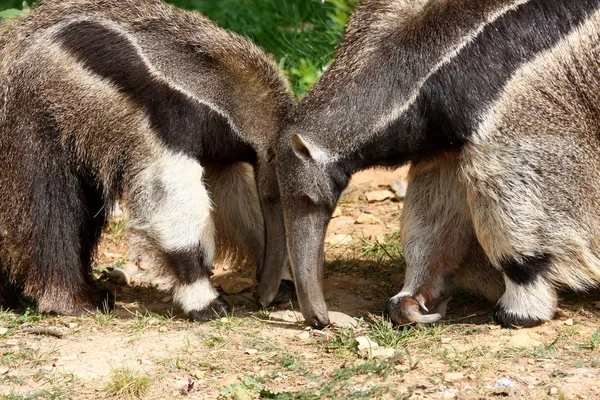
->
128;151;229;321
386;152;476;324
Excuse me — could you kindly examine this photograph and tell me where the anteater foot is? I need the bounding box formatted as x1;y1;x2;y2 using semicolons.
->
188;296;230;322
385;295;443;325
493;303;546;328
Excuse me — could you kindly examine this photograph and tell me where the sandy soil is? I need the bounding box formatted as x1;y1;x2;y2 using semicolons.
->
1;167;600;400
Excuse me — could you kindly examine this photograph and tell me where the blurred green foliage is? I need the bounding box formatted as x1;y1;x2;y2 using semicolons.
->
167;0;358;96
0;0;358;96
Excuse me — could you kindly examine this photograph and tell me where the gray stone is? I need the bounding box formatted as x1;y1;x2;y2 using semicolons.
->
121;262;139;277
390;179;408;199
109;268;131;285
365;190;395;202
328;311;358;328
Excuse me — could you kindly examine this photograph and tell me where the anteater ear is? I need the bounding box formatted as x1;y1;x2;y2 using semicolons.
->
291;134;327;162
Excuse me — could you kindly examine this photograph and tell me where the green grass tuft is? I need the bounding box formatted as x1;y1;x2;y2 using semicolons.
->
104;367;152;399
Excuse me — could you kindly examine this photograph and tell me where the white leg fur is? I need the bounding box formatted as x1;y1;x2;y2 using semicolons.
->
399;152;473;310
498;276;556;322
129;149;216;264
173;278;220;313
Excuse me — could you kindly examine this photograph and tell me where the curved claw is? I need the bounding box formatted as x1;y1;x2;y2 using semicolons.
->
385;295;443;325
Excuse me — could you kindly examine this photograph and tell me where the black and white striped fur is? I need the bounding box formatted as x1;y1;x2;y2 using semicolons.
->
0;0;294;320
276;0;600;327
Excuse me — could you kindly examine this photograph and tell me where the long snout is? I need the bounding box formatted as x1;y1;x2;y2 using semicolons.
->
286;213;330;328
256;204;289;306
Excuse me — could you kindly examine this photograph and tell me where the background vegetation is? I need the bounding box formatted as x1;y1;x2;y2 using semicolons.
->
0;0;359;96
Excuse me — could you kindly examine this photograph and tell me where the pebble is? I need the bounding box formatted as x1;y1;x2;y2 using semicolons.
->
564;318;574;326
244;349;258;355
193;370;206;379
508;333;541;348
108;268;131;285
355;213;383;225
390;179;408;199
328;311;358;328
218;375;239;387
549;387;558;395
444;372;465;383
440;337;452;344
269;310;304;323
0;327;8;335
0;367;9;375
121;262;139;277
356;336;379;352
365;190;395;202
370;347;395;359
219;277;254;295
67;322;78;329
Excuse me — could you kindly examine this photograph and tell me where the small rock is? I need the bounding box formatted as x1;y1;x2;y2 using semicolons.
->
269;310;304;323
218;374;239;387
220;317;229;323
332;207;343;218
109;268;131;285
355;213;383;225
444;372;465;383
244;349;258;355
5;340;18;346
356;336;379;357
328;311;358;328
549;387;558;395
193;370;206;379
390;179;408;199
158;326;168;332
0;327;8;335
443;391;457;399
161;295;172;303
121;262;139;277
564;318;574;326
440;337;452;344
0;367;9;375
365;190;395;202
67;322;78;329
219;277;254;295
326;234;354;246
508;333;541;348
370;347;395;359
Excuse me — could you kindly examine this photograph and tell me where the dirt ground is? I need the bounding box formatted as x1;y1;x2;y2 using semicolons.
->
1;168;600;399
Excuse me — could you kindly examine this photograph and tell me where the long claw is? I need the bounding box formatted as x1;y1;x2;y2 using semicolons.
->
385;295;444;325
405;311;443;324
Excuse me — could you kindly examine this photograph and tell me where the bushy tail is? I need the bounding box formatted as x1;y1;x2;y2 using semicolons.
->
204;162;264;272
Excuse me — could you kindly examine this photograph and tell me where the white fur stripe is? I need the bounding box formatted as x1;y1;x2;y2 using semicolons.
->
148;151;215;256
173;279;219;313
375;0;530;132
